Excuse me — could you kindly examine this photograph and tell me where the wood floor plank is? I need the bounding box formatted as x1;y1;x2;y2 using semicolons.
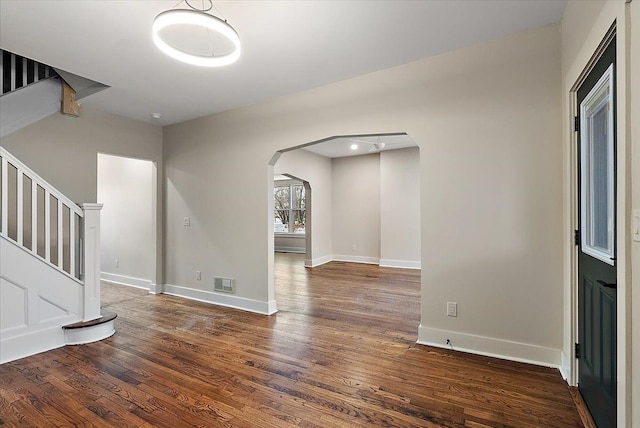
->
0;253;585;427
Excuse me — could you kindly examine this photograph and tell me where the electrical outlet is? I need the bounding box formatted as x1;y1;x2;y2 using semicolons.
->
351;244;357;252
196;271;201;281
447;302;457;317
115;259;119;268
183;216;191;226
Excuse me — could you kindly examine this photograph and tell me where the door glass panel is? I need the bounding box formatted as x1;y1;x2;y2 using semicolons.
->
580;64;614;265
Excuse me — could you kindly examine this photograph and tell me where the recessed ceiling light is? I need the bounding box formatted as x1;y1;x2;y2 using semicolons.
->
350;144;358;150
151;113;162;119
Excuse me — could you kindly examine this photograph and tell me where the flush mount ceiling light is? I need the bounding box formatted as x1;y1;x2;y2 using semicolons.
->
152;0;241;67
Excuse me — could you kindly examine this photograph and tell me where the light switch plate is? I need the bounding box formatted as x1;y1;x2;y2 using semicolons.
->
633;209;640;242
183;216;190;226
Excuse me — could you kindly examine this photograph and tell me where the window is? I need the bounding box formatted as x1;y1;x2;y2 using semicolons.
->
274;181;305;234
580;64;614;265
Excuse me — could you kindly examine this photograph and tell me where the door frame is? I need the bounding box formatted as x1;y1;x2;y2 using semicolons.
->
566;18;631;426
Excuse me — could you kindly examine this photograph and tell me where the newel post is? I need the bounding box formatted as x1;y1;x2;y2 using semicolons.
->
81;203;103;321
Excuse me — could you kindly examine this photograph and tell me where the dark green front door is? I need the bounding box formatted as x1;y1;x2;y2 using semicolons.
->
576;38;617;428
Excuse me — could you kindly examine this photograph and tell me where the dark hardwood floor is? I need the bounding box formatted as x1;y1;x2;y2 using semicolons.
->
0;253;585;427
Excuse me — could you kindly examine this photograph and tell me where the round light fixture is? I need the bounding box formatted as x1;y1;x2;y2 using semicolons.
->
350;144;358;150
152;9;241;67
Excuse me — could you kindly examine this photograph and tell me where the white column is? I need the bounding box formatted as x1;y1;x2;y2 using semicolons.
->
81;203;103;321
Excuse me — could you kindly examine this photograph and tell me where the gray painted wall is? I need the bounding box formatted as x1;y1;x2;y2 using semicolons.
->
163;25;563;359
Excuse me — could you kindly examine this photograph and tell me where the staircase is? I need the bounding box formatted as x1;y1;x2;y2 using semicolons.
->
0;146;114;364
1;48;109;138
0;50;61;138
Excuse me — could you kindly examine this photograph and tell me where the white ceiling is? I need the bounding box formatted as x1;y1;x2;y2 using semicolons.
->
0;1;567;127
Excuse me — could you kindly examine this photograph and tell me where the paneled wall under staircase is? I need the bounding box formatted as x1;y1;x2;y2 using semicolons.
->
0;146;104;363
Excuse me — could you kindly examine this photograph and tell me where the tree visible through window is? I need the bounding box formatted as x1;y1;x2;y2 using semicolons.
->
274;182;305;234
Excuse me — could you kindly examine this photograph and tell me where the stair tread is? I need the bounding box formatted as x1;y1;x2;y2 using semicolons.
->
62;311;117;329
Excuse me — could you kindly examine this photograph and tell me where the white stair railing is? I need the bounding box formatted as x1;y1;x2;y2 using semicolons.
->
0;146;102;321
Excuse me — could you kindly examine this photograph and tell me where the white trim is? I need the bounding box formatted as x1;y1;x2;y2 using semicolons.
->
57;199;63;270
101;272;152;290
64;320;115;345
1;157;8;234
149;282;163;294
579;64;615;266
266;299;278;315
44;189;50;261
417;325;562;369
274;246;305;254
31;180;37;252
332;255;380;265
274;232;306;238
305;254;332;267
1;233;82;285
162;283;277;315
69;205;75;276
0;324;68;364
379;258;421;269
16;166;23;246
559;350;572;381
301;255;419;269
0;147;83;217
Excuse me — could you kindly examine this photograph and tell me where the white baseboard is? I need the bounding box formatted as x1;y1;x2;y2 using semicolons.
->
379;258;421;269
162;283;277;315
266;299;278;315
302;255;419;269
417;325;561;368
560;350;573;383
101;272;152;290
275;247;305;254
1;324;68;364
305;255;332;267
149;283;163;294
332;255;380;265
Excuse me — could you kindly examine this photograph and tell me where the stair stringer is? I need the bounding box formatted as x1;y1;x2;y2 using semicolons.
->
0;235;83;363
0;77;61;138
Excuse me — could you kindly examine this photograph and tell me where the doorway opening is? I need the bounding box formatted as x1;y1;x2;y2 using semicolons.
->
269;132;421;316
97;153;157;291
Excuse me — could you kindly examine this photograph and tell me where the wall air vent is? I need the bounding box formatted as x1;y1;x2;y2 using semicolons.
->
214;277;235;294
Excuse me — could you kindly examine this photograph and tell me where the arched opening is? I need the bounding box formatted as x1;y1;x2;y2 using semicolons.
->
269;132;421;320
